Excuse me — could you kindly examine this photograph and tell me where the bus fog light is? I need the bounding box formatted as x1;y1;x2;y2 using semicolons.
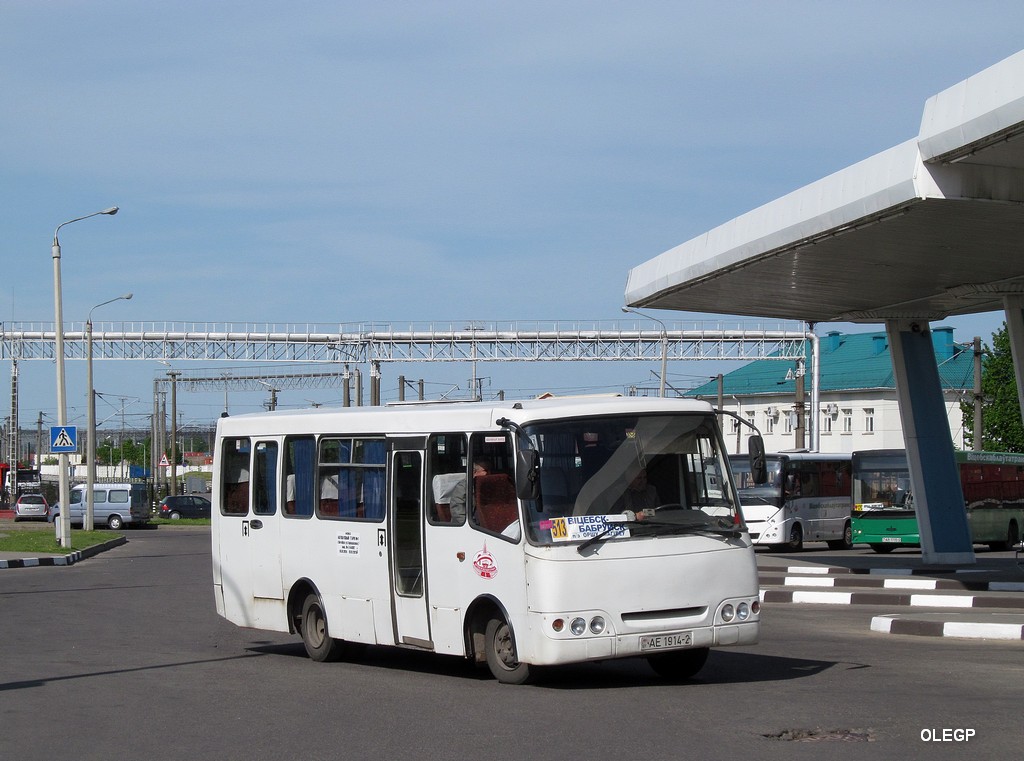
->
721;604;735;622
589;616;606;635
737;603;749;620
552;618;565;633
751;600;760;615
570;617;587;636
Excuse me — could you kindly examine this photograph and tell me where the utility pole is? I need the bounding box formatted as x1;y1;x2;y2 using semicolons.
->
973;336;983;450
794;359;806;451
168;370;180;496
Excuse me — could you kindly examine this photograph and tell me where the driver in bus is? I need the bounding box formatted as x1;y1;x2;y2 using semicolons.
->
614;468;660;514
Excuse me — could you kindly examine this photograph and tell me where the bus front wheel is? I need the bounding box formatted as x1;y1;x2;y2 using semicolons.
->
300;593;345;662
827;522;853;550
784;523;803;551
647;647;710;681
484;615;532;685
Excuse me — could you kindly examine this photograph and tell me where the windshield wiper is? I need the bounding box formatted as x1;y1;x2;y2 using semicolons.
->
576;520;631;555
629;519;744;539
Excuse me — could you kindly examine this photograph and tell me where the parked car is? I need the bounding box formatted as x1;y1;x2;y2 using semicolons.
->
50;483;151;530
157;495;212;520
14;493;49;521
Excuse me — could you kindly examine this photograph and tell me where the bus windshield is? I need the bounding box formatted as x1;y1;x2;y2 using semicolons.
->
521;413;741;546
729;456;784;507
852;452;913;511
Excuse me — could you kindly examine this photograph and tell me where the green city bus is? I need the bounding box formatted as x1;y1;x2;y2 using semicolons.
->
851;449;1024;553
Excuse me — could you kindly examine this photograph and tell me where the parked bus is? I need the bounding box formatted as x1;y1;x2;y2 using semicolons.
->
728;452;852;551
212;397;761;683
851;449;1024;552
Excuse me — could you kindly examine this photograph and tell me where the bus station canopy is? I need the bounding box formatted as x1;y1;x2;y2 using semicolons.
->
625;50;1024;323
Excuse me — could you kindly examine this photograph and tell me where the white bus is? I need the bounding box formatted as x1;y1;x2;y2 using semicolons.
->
729;452;852;551
212;396;761;683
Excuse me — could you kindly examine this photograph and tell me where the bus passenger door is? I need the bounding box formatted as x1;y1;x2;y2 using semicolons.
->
248;440;284;601
390;449;431;647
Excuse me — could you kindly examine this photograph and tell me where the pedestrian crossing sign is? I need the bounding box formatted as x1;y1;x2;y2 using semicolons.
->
50;426;78;453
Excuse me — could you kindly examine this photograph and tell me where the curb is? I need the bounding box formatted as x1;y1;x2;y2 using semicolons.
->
759;573;1024;593
759;587;1024;610
871;613;1024;640
0;535;127;569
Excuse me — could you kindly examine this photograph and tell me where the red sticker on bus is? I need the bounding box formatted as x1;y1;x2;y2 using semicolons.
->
473;544;498;579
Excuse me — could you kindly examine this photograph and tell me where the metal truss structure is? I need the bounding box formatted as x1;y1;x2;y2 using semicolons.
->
1;320;810;366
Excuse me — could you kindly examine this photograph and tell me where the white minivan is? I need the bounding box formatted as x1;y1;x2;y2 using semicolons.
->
50;483;151;530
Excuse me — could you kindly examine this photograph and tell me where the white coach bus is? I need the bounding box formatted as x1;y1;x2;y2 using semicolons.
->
212;396;761;683
729;452;853;551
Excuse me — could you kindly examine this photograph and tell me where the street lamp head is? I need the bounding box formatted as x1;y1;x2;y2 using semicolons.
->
102;207;119;216
122;292;133;301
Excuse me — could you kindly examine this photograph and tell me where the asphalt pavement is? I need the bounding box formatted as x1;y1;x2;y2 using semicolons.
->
3;514;1024;641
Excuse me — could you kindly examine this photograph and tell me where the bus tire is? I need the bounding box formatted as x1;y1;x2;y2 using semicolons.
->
785;523;803;551
647;647;709;681
870;543;896;554
827;522;853;550
484;615;532;685
300;593;344;662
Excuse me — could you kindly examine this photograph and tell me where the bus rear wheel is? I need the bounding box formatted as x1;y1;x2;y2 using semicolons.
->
300;593;345;662
484;615;532;684
647;647;710;680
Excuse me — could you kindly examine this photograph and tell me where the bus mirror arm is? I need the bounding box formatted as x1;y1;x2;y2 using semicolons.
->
716;409;768;485
498;418;542;502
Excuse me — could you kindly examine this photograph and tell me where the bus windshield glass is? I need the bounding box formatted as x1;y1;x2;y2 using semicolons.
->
729;456;784;507
521;413;740;546
852;452;913;512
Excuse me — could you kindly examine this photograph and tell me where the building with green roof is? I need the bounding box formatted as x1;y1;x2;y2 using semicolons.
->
686;327;974;454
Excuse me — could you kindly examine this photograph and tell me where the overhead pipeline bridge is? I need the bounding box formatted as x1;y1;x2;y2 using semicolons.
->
1;320;810;366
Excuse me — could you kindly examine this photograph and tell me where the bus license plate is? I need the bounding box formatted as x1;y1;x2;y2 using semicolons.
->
882;537;902;543
640;632;693;651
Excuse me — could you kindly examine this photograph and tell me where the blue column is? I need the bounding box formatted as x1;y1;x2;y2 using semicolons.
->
885;319;975;565
1002;296;1024;421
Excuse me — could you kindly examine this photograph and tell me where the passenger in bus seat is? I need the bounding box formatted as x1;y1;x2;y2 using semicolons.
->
474;460;518;535
319;473;339;516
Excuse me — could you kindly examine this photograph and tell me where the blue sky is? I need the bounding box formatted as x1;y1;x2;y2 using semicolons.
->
3;1;1023;427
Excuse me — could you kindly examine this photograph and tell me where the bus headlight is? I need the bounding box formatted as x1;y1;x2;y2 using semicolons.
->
737;602;749;621
721;604;735;622
570;617;587;636
589;616;606;635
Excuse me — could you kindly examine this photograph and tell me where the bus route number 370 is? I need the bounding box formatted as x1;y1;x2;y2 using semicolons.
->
640;631;693;651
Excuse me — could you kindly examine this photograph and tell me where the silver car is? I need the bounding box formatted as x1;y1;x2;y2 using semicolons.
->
14;493;49;521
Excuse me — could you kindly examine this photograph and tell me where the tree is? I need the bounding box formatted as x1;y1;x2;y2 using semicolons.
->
964;324;1024;452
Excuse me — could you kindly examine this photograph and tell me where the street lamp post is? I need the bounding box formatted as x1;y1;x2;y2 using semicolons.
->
622;306;668;397
52;207;118;547
86;293;132;531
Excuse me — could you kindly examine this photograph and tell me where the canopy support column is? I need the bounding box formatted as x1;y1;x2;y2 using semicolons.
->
886;319;975;566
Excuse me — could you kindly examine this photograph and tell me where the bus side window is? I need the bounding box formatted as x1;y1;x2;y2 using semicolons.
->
284;436;315;517
469;433;518;540
253;441;278;516
221;437;251;515
319;438;386;521
427;434;468;526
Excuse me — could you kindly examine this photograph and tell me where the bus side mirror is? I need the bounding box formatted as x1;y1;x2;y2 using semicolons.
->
515;449;540;501
748;435;767;485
